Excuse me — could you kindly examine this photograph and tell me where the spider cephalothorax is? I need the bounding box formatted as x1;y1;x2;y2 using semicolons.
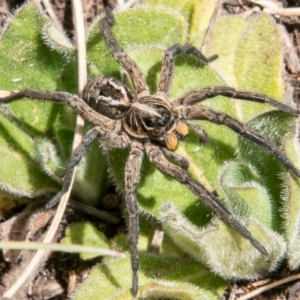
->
123;96;188;150
1;8;300;297
84;75;189;150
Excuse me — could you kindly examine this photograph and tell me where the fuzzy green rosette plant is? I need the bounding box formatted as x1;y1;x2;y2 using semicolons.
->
0;1;299;299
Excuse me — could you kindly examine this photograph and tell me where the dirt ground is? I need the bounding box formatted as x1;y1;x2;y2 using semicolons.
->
1;0;300;299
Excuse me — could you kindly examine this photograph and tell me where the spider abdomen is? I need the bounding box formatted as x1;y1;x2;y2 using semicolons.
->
83;75;134;120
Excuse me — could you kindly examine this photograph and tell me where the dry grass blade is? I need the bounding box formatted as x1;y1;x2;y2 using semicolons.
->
250;0;300;16
2;0;86;298
237;273;300;300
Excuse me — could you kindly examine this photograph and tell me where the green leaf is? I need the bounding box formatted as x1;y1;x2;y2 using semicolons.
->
219;161;273;226
281;122;300;269
206;13;284;121
237;111;295;231
0;2;109;204
159;203;285;279
234;14;284;121
62;223;110;260
87;6;186;77
144;0;218;47
205;16;248;86
0;3;65;196
73;252;224;300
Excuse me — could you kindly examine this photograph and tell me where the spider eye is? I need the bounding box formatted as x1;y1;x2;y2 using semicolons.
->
143;109;170;128
142;107;171;129
83;76;134;119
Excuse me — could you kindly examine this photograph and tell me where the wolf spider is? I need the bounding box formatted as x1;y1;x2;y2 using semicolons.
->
1;8;300;297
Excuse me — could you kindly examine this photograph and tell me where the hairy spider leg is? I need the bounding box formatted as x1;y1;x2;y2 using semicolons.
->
179;105;300;178
124;141;144;296
158;44;218;98
145;142;268;255
175;86;299;115
0;90;116;129
45;127;101;208
185;121;208;143
99;11;149;97
161;147;190;170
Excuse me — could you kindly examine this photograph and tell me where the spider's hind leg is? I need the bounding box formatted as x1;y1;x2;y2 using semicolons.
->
145;142;267;255
124;141;144;296
180;105;300;178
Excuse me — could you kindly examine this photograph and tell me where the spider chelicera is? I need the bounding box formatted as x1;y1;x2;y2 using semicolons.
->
1;8;300;297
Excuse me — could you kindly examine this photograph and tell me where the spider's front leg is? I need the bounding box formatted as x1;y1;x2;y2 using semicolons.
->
124;141;144;296
157;44;218;98
179;105;300;178
0;89;115;129
99;11;149;97
145;143;268;255
46;126;130;208
45;127;101;208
